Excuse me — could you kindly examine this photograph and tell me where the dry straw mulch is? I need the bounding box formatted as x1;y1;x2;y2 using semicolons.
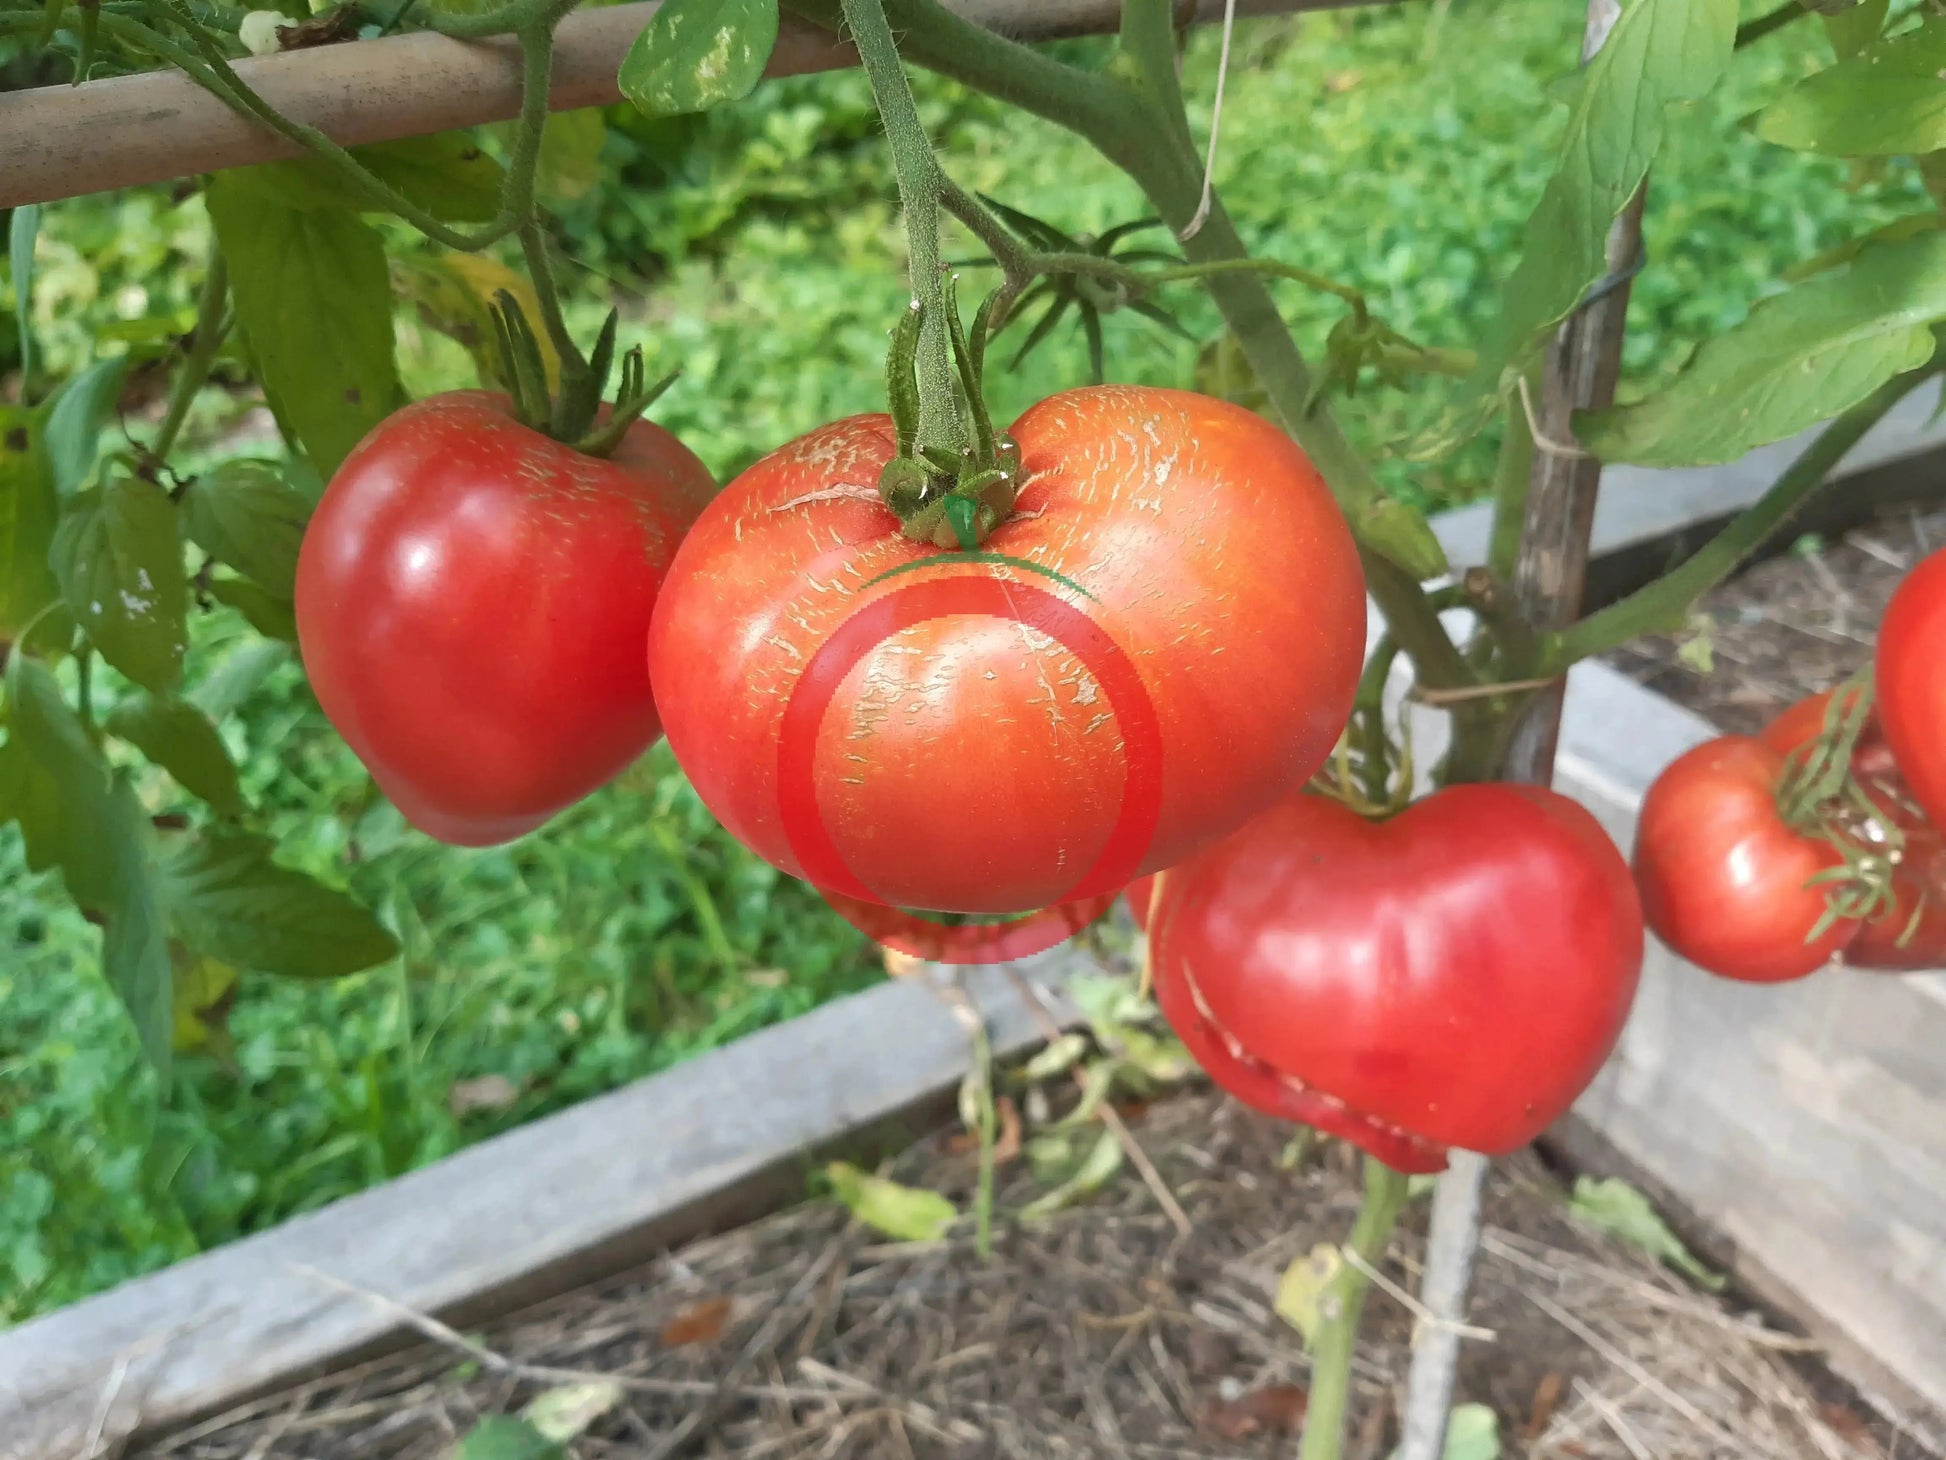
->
145;1089;1924;1460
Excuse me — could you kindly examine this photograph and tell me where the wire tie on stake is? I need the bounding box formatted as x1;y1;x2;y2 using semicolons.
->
1341;1246;1498;1343
1178;0;1239;242
1517;376;1594;463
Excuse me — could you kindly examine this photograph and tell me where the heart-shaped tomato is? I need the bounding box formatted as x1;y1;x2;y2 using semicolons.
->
1147;786;1643;1173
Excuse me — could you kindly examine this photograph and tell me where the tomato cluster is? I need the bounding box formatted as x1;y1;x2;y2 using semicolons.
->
1633;545;1946;982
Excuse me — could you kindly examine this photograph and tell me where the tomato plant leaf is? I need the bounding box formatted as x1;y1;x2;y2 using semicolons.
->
50;472;188;694
1754;20;1946;156
221;134;504;221
4;653;118;908
105;692;243;817
43;357;128;497
1569;1175;1725;1288
619;0;779;119
534;110;606;204
2;652;172;1068
1273;1243;1343;1350
170;944;239;1058
392;253;561;392
455;1417;564;1460
10;204;38;391
183;460;310;598
1410;0;1738;459
1824;0;1888;59
208;174;403;478
1577;230;1946;466
193;638;289;720
521;1381;624;1444
206;574;299;643
160;827;398;978
0;404;62;642
823;1161;956;1241
1018;1126;1123;1220
100;776;173;1075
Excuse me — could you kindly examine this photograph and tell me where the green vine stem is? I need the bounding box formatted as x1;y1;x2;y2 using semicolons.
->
1485;360;1538;583
780;0;1471;694
1543;367;1932;669
149;251;228;464
839;0;964;458
1301;1158;1410;1460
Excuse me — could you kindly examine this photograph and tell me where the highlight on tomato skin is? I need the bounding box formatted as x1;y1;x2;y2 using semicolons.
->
1633;735;1858;983
1145;785;1644;1171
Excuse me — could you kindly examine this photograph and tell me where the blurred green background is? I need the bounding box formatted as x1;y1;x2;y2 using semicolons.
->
0;0;1927;1322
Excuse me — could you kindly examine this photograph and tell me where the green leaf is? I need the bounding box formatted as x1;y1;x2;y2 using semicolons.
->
823;1161;956;1242
224;134;505;221
1578;230;1946;466
1019;1126;1123;1220
43;358;128;496
206;574;299;643
0;404;62;641
105;692;243;816
183;460;310;597
456;1417;564;1460
100;777;172;1075
160;827;399;978
1755;20;1946;156
1569;1176;1725;1289
619;0;779;118
1442;1405;1502;1460
534;110;605;204
1824;0;1888;59
1273;1243;1343;1350
170;944;239;1058
1413;0;1738;458
10;203;38;390
193;638;289;720
207;174;403;477
0;655;113;904
522;1381;623;1444
50;473;188;693
2;653;171;1068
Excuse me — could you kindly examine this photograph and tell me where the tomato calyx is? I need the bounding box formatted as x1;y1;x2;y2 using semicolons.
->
1772;675;1913;941
876;278;1023;551
488;291;677;459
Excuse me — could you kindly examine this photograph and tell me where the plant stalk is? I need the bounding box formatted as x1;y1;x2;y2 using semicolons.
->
1300;1158;1410;1460
150;252;228;463
839;0;963;457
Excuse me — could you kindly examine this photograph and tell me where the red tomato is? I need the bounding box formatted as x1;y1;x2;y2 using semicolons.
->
1634;736;1858;982
1878;546;1946;832
647;387;1366;914
1146;787;1643;1174
295;391;716;846
1125;875;1157;932
1761;689;1946;972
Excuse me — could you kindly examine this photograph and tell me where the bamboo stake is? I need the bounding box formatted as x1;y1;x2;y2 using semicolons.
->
0;0;1363;210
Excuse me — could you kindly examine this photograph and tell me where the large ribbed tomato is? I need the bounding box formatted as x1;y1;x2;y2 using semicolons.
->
1878;545;1946;831
1634;736;1857;982
1147;787;1643;1174
646;387;1366;914
295;391;716;846
1761;688;1946;972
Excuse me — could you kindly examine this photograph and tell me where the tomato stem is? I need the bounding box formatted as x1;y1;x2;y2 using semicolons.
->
1300;1157;1410;1460
149;251;229;465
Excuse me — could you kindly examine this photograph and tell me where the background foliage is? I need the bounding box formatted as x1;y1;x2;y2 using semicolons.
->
0;0;1929;1322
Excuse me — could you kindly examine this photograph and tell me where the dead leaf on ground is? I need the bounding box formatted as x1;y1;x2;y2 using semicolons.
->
944;1095;1023;1165
1204;1384;1308;1440
448;1074;522;1118
659;1296;735;1349
1523;1372;1565;1439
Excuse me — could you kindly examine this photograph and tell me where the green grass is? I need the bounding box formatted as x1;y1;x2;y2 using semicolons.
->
2;0;1934;1323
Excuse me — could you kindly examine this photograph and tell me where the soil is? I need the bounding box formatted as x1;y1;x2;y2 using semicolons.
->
1604;502;1946;732
144;1083;1921;1460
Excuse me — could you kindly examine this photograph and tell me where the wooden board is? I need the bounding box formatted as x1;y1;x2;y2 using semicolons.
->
0;957;1089;1459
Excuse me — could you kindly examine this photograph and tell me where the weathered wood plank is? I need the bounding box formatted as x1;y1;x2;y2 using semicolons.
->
0;956;1089;1459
